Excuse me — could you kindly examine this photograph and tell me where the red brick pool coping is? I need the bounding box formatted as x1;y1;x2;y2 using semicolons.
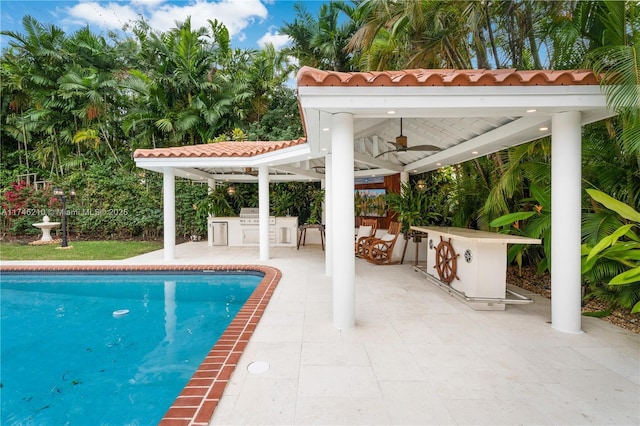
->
0;264;282;426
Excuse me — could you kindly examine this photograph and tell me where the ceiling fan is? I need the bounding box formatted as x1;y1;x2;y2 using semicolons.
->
375;118;442;158
243;167;259;176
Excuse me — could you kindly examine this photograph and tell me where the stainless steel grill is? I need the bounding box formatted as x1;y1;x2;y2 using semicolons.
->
239;208;275;225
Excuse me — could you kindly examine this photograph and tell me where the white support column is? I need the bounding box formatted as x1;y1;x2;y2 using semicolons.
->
400;171;409;188
259;166;270;261
551;111;583;334
163;167;176;261
207;178;215;245
331;113;356;329
325;154;333;276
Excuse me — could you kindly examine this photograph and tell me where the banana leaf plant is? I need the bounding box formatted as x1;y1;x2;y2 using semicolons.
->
581;189;640;313
488;183;551;275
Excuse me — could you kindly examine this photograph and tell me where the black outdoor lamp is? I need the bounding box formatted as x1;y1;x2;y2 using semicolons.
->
53;187;76;247
416;179;427;192
227;185;236;196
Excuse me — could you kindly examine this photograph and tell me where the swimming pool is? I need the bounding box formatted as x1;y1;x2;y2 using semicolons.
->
0;265;282;425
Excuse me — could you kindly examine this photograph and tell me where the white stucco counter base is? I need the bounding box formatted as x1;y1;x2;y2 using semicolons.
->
411;226;541;310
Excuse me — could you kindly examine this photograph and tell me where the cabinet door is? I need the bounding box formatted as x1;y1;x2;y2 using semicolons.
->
242;228;259;244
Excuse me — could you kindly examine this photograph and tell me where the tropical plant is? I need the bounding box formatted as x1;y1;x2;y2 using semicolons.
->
307;188;325;224
281;1;356;71
581;0;640;154
447;158;493;230
489;183;551;275
581;189;640;313
195;185;235;219
270;185;294;217
385;180;439;233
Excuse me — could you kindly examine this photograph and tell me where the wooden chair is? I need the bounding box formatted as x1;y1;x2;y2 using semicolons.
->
355;219;378;257
361;221;402;265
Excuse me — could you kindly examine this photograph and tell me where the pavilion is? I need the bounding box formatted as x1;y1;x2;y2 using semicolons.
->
134;66;614;335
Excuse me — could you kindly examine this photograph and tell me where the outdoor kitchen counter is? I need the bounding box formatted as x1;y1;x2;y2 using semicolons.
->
411;226;541;245
208;216;298;247
410;226;541;310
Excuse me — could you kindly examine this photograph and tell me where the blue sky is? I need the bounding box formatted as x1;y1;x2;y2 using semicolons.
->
1;0;326;50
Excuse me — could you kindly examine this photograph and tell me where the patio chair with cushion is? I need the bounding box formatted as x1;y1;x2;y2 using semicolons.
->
361;221;403;265
355;219;378;257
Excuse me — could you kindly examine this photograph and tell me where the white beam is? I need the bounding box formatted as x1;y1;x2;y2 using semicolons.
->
271;164;325;180
405;115;550;172
298;85;609;117
353;151;404;172
551;111;583;334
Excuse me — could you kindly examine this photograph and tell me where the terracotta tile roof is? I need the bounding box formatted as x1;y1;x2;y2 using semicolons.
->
296;66;601;87
134;138;307;159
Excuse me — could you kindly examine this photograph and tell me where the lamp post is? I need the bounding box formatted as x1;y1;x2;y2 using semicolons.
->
53;188;76;247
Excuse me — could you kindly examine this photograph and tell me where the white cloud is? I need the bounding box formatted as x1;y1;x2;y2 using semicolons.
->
65;2;141;31
64;0;269;41
257;28;290;49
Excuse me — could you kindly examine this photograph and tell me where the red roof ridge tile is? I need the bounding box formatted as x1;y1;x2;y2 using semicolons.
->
296;66;601;87
133;138;307;159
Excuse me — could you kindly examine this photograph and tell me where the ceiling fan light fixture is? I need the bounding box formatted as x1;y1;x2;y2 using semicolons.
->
375;117;443;158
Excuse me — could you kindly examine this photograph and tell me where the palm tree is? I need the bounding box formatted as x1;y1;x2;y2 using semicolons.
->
281;1;356;71
123;17;244;146
1;16;70;176
347;0;484;70
58;67;122;166
582;0;640;154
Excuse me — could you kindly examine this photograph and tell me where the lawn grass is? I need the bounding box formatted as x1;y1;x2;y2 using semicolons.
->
0;240;163;261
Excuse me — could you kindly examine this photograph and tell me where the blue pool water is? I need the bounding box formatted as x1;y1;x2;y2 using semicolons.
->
0;271;261;425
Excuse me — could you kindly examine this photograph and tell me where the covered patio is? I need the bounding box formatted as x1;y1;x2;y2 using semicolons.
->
134;67;615;334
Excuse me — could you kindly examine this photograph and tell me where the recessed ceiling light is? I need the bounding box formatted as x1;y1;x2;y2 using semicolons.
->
436;163;441;166
527;109;537;113
472;151;478;155
387;110;396;114
322;127;330;131
539;127;548;131
321;147;327;151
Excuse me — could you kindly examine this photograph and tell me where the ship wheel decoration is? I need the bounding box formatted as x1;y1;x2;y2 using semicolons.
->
434;236;460;284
